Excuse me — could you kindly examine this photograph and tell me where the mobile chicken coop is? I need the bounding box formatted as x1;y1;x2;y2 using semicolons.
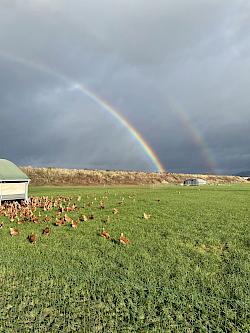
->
0;159;30;204
183;178;207;186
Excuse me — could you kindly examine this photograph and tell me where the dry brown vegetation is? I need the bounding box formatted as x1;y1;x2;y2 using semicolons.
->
20;166;246;186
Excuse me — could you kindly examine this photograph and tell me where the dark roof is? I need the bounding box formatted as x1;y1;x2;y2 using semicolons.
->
0;159;29;181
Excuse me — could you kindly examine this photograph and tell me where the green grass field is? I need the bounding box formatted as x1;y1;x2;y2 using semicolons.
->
0;185;249;332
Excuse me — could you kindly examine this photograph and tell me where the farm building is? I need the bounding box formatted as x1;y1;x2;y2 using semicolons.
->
183;178;207;186
0;159;30;204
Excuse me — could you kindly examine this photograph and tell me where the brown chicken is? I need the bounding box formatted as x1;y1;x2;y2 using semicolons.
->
71;220;78;229
27;233;37;244
42;227;50;236
99;201;105;209
101;230;111;240
31;216;39;224
55;219;65;226
79;214;88;222
10;228;19;237
64;214;72;223
119;233;129;245
44;215;51;222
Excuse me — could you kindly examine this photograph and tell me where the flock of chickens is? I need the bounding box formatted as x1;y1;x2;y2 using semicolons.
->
0;194;151;245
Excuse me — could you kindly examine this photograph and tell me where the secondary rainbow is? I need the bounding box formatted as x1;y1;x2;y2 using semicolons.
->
165;96;217;173
0;51;165;172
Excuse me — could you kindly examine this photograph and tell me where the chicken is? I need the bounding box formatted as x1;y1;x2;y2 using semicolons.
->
10;228;19;237
64;214;72;223
99;201;105;209
79;214;88;222
44;215;51;222
143;213;151;220
101;230;111;240
119;233;129;245
27;233;37;244
31;216;39;224
10;215;15;222
42;227;50;236
55;219;64;226
71;220;78;229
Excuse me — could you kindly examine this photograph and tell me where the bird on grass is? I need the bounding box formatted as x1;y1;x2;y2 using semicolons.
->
31;216;39;224
64;214;72;223
10;228;19;237
27;233;37;244
119;233;129;245
42;227;50;236
99;201;105;209
44;215;51;222
17;218;22;225
71;220;78;229
55;219;65;226
143;213;151;220
100;229;111;240
79;214;88;222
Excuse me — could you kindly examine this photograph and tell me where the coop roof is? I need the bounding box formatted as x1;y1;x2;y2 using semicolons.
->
0;159;29;181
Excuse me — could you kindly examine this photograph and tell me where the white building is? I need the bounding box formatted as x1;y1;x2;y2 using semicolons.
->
0;159;30;204
183;178;207;186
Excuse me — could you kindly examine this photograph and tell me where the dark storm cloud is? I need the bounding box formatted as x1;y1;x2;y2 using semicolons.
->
0;0;249;173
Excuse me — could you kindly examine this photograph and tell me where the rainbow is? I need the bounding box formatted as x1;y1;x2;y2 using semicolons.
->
165;97;216;173
0;51;165;172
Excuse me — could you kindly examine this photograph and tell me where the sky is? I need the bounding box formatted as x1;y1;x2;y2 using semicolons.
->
0;0;249;174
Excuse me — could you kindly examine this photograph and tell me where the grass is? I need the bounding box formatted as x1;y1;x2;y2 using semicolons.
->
0;184;249;332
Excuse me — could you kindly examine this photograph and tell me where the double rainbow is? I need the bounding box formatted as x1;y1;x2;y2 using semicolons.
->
0;51;165;172
0;51;217;173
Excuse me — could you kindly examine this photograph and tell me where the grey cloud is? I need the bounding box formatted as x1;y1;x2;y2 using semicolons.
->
0;0;249;173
